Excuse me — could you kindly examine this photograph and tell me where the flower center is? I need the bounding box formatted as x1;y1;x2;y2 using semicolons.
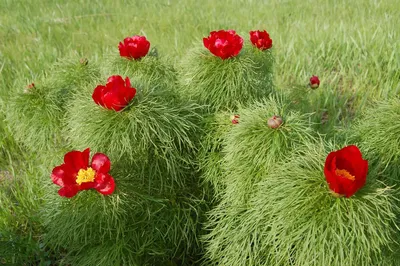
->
335;168;355;181
76;167;96;185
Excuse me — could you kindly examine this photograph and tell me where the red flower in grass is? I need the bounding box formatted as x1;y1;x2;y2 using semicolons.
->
92;75;136;112
51;148;115;198
249;30;273;50
310;75;320;89
324;145;368;198
118;35;150;60
203;30;243;59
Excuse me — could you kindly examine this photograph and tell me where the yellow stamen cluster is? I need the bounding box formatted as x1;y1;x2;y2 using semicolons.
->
335;168;355;181
76;167;96;185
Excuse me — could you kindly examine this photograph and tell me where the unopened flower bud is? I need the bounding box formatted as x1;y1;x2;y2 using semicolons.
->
230;114;240;124
267;115;283;129
309;75;320;89
80;58;89;65
24;83;35;93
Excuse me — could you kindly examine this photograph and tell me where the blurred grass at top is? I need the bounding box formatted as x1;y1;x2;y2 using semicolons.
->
0;0;399;164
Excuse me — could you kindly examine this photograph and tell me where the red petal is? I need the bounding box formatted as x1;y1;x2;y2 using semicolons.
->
335;145;362;176
354;159;368;190
107;75;125;90
94;173;115;195
51;164;76;187
324;154;340;193
91;153;111;173
101;91;125;111
58;186;79;198
338;176;358;198
203;37;210;49
78;182;96;190
63;148;90;173
92;85;107;106
118;42;128;57
336;145;362;176
118;87;136;105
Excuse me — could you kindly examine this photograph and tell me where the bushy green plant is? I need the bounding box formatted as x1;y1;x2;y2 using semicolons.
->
5;57;100;153
0;162;54;265
42;154;208;265
36;54;210;264
197;111;236;195
211;97;316;202
179;44;274;112
204;140;400;266
66;75;201;186
350;98;400;181
107;51;177;90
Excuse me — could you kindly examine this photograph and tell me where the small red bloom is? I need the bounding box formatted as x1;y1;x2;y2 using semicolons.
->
249;30;273;50
27;83;35;89
51;148;115;198
118;35;150;60
92;75;136;112
203;30;243;59
310;75;320;89
324;145;368;198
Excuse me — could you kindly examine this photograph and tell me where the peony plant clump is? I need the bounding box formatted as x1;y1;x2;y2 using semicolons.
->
2;27;400;266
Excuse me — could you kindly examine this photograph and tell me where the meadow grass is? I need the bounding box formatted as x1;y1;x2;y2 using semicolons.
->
1;0;399;264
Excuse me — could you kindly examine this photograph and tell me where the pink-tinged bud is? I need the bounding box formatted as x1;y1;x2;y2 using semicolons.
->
310;75;320;89
230;114;240;124
80;58;89;65
24;83;35;93
267;115;283;129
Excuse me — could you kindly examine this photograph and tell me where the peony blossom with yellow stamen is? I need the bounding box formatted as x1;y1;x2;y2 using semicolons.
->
324;145;368;198
51;148;115;198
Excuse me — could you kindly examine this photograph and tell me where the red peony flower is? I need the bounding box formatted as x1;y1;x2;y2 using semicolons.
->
203;30;243;59
310;75;320;89
118;35;150;60
51;148;115;198
92;75;137;112
324;145;368;198
249;30;273;50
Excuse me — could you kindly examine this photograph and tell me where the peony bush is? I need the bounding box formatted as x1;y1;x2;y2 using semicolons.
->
2;27;400;266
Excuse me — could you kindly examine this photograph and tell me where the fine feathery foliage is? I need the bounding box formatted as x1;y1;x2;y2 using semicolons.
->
203;139;400;266
0;162;51;264
106;51;178;90
349;97;400;182
282;81;359;138
5;57;100;153
178;44;274;112
216;96;316;203
1;1;400;264
42;159;209;266
197;111;237;195
202;97;319;265
66;74;202;189
6;80;65;152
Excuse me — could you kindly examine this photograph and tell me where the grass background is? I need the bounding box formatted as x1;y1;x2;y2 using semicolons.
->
0;0;399;264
